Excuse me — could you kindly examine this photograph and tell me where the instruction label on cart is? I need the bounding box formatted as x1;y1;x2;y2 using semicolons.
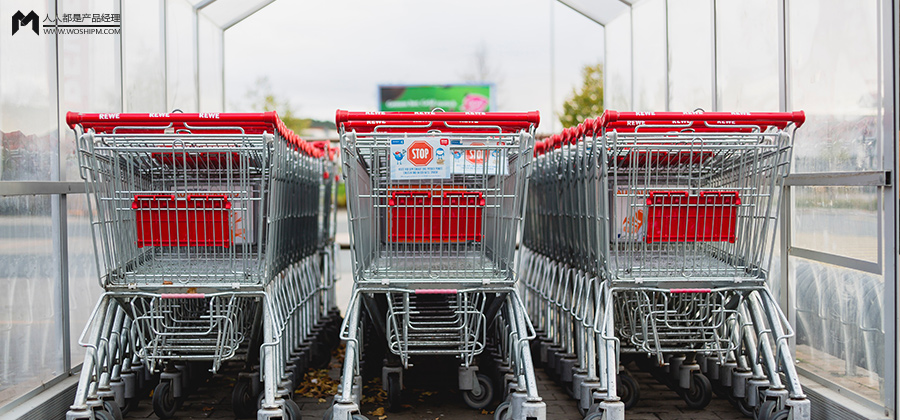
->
449;139;510;176
390;138;451;180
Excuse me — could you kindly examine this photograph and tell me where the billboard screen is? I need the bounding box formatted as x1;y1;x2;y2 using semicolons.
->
379;84;492;112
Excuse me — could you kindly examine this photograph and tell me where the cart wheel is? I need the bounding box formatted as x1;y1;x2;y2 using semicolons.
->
730;395;755;418
617;372;640;410
351;415;369;420
682;373;712;409
462;374;494;410
231;379;257;418
712;381;732;399
756;399;779;420
493;401;510;420
584;410;607;420
768;409;790;420
152;381;178;419
102;399;123;420
121;397;140;417
282;398;301;420
93;409;115;420
386;372;402;412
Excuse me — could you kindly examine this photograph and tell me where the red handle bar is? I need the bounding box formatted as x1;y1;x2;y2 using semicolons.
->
335;109;540;126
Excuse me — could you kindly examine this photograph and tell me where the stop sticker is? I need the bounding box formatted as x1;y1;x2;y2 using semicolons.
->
407;141;433;166
466;142;485;164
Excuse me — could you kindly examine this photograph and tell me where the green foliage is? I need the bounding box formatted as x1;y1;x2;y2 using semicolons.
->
247;77;311;133
560;63;604;129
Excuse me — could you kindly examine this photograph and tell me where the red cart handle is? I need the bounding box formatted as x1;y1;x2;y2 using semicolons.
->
337;120;534;134
595;110;805;131
67;111;326;159
66;111;280;128
336;109;540;126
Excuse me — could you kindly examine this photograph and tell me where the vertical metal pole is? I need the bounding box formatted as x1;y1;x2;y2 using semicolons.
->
777;0;793;351
549;0;556;131
162;0;169;110
220;28;226;110
117;0;125;113
193;6;200;111
664;0;670;111
710;0;718;111
778;0;790;113
883;0;898;415
629;8;635;110
51;0;72;375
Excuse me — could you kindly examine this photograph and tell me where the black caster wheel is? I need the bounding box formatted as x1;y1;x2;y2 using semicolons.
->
386;372;402;413
769;409;790;420
682;372;712;409
493;401;510;420
121;397;140;417
282;398;301;420
617;372;640;410
712;381;732;399
231;379;257;418
584;411;607;420
729;394;755;418
462;374;494;410
756;399;785;420
101;399;123;420
93;409;115;420
152;381;179;419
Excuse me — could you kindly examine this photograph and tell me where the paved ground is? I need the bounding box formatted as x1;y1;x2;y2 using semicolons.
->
123;357;748;420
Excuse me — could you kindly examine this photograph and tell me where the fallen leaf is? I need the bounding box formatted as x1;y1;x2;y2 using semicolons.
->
318;398;327;403
372;407;385;416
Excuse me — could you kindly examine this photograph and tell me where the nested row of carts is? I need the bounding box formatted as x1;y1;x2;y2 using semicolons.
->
63;107;811;420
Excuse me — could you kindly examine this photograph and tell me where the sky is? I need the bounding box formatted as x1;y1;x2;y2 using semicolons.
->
223;0;606;134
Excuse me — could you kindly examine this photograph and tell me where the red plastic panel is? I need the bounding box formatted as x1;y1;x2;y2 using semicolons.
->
388;191;485;243
150;150;242;169
645;191;740;243
132;194;232;247
614;150;715;167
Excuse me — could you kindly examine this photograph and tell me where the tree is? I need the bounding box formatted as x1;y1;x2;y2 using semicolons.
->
246;76;310;133
560;63;604;129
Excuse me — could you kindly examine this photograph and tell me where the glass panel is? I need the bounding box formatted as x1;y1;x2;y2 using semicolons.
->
67;194;102;361
667;0;712;112
166;0;198;112
123;0;165;112
0;197;64;407
198;14;224;111
0;0;58;181
59;0;122;181
604;12;632;111
793;257;884;403
792;186;879;262
553;1;605;130
631;0;667;111
789;0;881;172
715;0;779;111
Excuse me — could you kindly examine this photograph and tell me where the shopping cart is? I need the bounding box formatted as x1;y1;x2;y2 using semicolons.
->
328;110;546;420
65;112;340;420
521;110;811;420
